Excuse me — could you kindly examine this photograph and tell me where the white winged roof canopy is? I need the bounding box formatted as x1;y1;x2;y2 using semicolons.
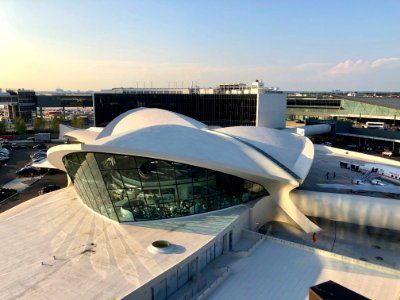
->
47;108;318;232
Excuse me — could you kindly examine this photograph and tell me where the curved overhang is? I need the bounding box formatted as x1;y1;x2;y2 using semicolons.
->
47;125;298;186
214;126;314;183
64;128;101;144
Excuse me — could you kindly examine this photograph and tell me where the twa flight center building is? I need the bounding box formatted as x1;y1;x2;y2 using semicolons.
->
1;107;399;299
50;108;317;232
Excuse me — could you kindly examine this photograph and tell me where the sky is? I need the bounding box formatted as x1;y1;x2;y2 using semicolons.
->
0;0;399;91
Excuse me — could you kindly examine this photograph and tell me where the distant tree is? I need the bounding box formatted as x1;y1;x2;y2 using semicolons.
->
33;117;46;133
0;121;6;135
51;116;63;133
71;116;84;128
14;117;26;135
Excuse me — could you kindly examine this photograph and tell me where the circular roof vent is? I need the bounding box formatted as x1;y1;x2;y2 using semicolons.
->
148;240;174;254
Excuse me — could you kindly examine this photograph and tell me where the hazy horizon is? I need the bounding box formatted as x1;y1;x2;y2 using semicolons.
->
1;0;399;91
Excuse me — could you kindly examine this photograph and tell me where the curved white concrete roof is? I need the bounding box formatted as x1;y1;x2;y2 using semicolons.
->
52;108;314;185
64;128;101;143
214;126;314;180
49;108;318;232
96;107;207;140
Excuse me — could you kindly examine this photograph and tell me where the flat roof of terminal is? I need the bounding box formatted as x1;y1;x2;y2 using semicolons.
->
343;96;400;110
209;238;400;300
0;187;245;299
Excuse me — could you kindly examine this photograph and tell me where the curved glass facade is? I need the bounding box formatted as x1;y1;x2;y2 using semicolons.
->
63;152;269;222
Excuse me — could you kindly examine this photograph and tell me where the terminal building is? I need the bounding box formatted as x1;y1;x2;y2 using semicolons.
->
0;89;37;122
50;107;317;231
287;92;400;125
287;92;400;154
93;80;287;129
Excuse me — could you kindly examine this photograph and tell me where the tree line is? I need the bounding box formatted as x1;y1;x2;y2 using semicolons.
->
0;116;85;135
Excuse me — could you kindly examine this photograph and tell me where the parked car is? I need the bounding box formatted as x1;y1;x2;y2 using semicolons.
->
382;150;393;157
33;157;47;161
16;167;41;177
0;150;9;156
31;157;47;164
33;144;47;149
0;147;10;155
31;152;47;158
30;150;47;159
38;184;61;195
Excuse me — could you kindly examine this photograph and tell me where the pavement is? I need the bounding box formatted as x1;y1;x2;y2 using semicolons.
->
300;147;400;199
317;183;400;195
260;218;400;270
0;145;67;213
2;176;44;192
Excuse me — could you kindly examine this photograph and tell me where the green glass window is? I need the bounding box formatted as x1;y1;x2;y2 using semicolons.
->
63;152;269;223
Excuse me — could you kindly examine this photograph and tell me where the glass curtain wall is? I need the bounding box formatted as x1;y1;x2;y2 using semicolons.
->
63;152;269;223
94;93;257;127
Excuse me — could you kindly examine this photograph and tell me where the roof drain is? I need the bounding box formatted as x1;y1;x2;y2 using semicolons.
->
148;240;174;254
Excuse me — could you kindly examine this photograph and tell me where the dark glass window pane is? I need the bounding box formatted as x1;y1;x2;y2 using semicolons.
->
120;169;142;188
207;195;220;211
95;153;117;170
180;200;192;216
147;204;165;219
191;166;207;182
115;206;134;222
192;198;207;214
130;201;150;220
63;152;270;224
108;189;129;206
163;201;180;218
101;170;124;189
192;183;208;199
160;186;176;203
177;183;193;201
63;158;79;179
173;162;192;184
126;187;146;202
67;153;85;165
144;188;162;205
137;158;159;186
219;194;232;209
156;161;176;185
75;152;86;164
115;155;137;169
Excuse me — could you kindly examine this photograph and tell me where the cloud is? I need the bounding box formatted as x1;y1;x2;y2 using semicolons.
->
327;57;400;75
2;54;400;91
370;57;400;68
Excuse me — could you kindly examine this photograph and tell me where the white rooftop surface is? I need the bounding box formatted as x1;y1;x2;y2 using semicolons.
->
50;108;313;185
210;239;400;300
215;126;306;173
96;107;207;140
0;187;245;300
89;125;293;182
